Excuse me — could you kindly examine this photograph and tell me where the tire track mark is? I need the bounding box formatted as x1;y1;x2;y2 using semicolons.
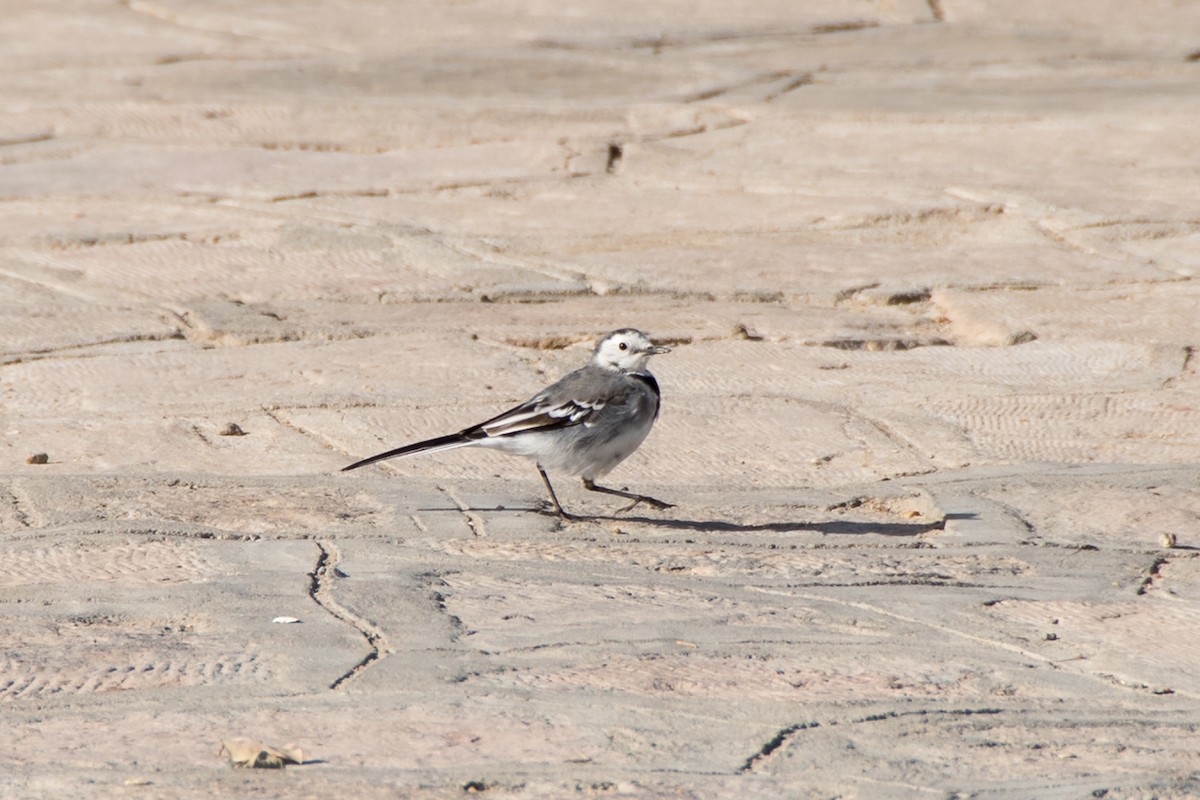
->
0;540;214;585
1;645;268;702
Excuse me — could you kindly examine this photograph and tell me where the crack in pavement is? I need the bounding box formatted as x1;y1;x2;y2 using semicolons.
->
739;720;820;773
1136;555;1170;596
262;405;347;456
749;586;1060;667
841;405;941;476
306;540;389;690
2;482;33;529
740;708;1002;774
423;573;467;644
119;0;345;52
682;69;797;104
0;330;187;367
438;484;487;537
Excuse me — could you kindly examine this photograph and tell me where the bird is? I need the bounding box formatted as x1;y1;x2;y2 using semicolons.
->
341;328;673;520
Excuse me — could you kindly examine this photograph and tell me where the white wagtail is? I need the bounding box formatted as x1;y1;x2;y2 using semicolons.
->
342;328;673;520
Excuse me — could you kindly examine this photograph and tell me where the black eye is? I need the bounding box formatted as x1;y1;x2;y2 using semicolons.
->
618;342;628;350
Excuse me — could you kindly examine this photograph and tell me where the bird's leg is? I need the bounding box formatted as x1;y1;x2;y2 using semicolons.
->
581;478;674;512
537;466;579;521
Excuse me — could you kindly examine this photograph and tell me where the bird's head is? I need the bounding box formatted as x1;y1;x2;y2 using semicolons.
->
592;328;670;372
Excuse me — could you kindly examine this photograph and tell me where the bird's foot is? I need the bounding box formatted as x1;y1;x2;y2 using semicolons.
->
617;495;674;514
539;499;582;522
583;478;673;514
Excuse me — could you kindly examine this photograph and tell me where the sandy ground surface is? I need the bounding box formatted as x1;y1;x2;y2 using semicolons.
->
3;1;1200;797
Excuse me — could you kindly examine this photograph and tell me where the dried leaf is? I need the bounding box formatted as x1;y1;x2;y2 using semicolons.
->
220;737;303;769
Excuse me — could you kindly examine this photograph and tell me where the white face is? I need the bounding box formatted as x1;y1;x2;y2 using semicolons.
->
593;329;670;372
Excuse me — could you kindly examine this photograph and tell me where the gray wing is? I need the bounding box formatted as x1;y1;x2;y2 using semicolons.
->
468;366;623;439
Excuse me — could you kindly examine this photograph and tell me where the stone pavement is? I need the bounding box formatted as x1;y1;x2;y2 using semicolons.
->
2;1;1199;797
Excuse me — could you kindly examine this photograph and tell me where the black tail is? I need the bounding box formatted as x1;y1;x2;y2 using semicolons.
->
341;433;473;472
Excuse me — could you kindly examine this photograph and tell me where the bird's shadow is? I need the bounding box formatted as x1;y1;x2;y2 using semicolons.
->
577;512;962;537
416;506;976;537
